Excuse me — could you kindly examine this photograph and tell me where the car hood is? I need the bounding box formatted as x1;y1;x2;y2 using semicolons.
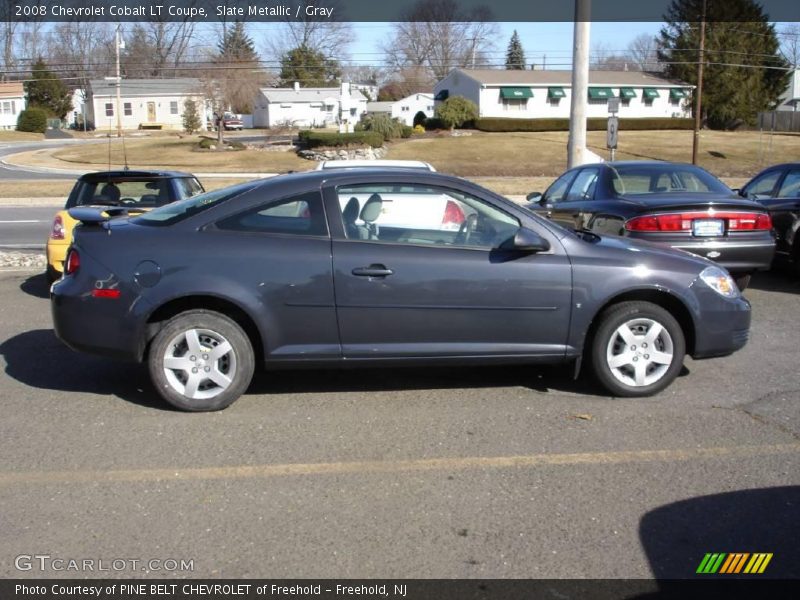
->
584;230;714;268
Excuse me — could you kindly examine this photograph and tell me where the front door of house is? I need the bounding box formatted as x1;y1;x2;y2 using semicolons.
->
147;102;156;122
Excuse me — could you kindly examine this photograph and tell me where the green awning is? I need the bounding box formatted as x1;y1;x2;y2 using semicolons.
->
669;88;688;99
500;87;533;99
588;87;614;100
548;87;566;99
642;88;661;99
619;87;637;99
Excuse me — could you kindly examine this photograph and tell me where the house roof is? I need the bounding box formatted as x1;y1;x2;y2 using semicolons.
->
260;87;343;103
0;82;24;98
366;102;393;112
448;69;691;88
89;78;202;97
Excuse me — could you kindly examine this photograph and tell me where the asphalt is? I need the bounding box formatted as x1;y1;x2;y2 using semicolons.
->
0;141;90;181
0;206;56;250
0;269;798;579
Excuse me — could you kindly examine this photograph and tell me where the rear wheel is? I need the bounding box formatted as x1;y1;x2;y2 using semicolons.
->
590;301;685;397
148;310;255;411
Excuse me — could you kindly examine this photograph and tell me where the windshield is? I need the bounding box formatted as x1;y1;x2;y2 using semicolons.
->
609;165;731;195
133;181;259;226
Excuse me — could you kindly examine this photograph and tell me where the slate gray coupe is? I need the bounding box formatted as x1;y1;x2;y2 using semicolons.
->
51;169;751;411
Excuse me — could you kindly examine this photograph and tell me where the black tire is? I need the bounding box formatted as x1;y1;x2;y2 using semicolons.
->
147;309;255;411
733;273;751;291
590;301;685;398
45;264;60;284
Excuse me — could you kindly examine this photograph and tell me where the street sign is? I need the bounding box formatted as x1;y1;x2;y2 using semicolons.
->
607;116;619;150
608;97;620;114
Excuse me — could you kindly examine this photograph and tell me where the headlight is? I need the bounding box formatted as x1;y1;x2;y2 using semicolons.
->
699;266;740;298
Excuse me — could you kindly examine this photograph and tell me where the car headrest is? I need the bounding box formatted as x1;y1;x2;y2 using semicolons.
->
342;197;360;223
360;193;383;223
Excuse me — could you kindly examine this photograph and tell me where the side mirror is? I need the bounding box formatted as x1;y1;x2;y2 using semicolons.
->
730;188;740;195
526;191;543;202
511;228;550;253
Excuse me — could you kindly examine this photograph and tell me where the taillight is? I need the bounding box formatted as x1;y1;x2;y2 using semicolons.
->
442;200;465;227
65;249;80;275
51;215;65;240
625;211;772;232
91;288;121;299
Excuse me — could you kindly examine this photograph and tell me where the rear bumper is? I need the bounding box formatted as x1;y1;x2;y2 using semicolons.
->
669;239;775;273
46;239;69;273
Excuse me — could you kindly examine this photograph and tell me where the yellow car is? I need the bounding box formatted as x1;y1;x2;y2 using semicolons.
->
47;170;204;282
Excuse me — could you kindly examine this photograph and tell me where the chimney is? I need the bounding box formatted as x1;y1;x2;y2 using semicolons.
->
293;81;300;91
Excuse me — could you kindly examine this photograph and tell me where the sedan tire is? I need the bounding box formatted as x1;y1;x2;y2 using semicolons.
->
148;310;255;411
590;301;685;398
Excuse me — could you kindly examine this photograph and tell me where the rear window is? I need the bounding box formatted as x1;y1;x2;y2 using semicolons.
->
69;179;177;208
133;182;258;226
610;165;730;195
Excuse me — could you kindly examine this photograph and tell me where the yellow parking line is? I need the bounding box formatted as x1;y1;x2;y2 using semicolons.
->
0;443;798;487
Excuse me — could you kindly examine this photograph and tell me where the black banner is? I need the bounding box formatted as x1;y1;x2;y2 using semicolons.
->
3;580;800;600
3;0;800;23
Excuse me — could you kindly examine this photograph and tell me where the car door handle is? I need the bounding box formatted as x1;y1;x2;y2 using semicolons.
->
352;265;394;277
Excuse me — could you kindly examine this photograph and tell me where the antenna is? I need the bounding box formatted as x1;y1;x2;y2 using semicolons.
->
121;132;129;171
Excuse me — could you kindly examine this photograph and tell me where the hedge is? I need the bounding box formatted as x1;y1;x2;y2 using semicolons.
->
473;117;695;132
300;130;384;149
17;108;48;133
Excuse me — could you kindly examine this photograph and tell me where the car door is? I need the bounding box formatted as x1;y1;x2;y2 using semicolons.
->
548;167;601;231
766;167;800;256
324;179;573;360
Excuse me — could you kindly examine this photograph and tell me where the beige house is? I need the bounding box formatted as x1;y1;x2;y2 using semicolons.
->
0;82;25;130
86;78;206;131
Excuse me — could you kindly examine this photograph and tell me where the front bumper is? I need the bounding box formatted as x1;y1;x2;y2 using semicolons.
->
690;285;752;359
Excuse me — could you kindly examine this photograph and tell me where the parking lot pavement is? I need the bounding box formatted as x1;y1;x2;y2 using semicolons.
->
0;270;798;579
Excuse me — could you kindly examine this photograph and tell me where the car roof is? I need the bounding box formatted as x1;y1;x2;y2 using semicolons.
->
80;170;196;181
316;160;436;171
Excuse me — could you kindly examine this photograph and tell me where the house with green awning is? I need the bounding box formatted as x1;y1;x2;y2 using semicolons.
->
433;69;693;120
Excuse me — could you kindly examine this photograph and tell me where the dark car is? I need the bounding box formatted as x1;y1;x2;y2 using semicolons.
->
525;161;775;290
737;163;800;274
52;169;751;411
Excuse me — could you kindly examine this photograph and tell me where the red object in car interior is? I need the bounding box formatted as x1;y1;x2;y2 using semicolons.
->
442;200;466;227
51;215;65;240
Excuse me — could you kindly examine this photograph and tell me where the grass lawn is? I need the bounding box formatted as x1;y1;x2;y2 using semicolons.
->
0;130;44;142
386;130;800;179
51;136;309;172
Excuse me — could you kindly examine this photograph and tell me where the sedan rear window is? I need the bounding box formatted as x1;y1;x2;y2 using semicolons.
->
134;182;258;226
610;165;731;195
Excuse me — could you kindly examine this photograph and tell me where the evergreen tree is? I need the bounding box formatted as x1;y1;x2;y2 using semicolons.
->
218;22;257;61
213;22;262;114
505;30;526;70
182;99;202;134
279;45;341;87
24;58;73;119
658;0;789;128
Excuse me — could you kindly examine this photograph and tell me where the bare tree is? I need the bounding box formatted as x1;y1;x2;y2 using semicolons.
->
628;33;660;71
383;0;498;81
47;20;114;94
780;24;800;67
262;1;352;63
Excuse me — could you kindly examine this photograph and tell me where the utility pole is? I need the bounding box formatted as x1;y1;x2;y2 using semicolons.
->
567;0;591;168
691;0;707;165
115;24;123;138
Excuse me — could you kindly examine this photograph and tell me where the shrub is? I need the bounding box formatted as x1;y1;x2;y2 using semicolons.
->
301;131;384;149
413;111;427;127
17;108;48;133
435;96;479;129
424;117;448;131
413;124;426;135
360;113;405;141
400;125;413;138
473;117;695;132
182;99;202;134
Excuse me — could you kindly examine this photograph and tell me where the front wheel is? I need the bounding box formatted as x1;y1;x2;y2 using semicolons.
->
148;310;255;411
590;301;685;397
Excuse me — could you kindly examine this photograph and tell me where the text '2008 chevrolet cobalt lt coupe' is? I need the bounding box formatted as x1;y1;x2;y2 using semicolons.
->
52;169;751;411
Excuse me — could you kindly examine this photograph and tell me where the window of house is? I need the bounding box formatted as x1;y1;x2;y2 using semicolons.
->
621;99;631;107
1;101;11;115
123;102;132;116
215;191;327;237
588;98;608;105
502;98;527;111
170;101;179;115
548;98;561;107
105;103;114;117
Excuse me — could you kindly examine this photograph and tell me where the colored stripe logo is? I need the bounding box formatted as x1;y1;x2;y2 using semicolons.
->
696;553;773;574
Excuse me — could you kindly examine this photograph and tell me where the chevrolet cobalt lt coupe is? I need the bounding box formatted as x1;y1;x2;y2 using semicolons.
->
52;169;751;411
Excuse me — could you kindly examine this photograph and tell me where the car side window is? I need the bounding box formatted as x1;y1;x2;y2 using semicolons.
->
744;170;781;198
565;168;599;201
543;172;575;204
215;191;327;236
776;169;800;198
335;183;520;250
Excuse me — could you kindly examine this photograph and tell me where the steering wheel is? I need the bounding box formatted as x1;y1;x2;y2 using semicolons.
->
456;214;478;245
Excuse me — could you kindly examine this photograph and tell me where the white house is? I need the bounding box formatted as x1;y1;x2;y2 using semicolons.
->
434;69;693;120
366;93;435;126
350;82;380;102
252;82;368;129
0;82;25;130
777;67;799;111
86;78;206;131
